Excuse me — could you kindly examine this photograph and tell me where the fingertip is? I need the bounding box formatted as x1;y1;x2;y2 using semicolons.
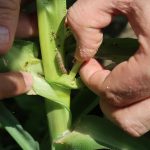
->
80;58;103;78
21;72;33;91
0;72;33;100
74;52;86;62
80;58;110;94
80;58;104;80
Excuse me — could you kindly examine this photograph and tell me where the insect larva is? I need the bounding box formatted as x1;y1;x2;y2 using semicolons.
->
56;51;68;74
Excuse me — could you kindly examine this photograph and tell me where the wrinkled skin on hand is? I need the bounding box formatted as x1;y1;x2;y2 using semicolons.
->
67;0;150;137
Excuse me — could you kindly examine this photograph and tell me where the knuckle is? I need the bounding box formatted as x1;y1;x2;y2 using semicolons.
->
101;88;126;107
115;0;134;14
0;0;20;21
0;0;20;12
67;2;88;28
79;48;96;60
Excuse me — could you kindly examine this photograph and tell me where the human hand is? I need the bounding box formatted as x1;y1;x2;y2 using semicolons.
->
67;0;150;137
0;0;37;99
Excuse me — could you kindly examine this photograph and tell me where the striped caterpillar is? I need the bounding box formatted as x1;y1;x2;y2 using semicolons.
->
56;51;68;74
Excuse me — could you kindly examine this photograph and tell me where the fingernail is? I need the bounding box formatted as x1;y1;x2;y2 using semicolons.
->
21;72;33;91
0;26;9;44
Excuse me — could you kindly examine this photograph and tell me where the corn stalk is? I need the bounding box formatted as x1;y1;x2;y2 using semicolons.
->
36;0;81;149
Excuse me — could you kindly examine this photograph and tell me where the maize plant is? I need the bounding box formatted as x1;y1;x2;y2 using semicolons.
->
0;0;150;150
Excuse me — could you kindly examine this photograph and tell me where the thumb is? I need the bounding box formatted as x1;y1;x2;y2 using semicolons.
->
0;0;20;54
80;53;150;107
80;58;110;95
0;72;33;100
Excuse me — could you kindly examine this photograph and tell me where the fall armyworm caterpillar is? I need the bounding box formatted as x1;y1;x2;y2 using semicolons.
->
56;51;68;74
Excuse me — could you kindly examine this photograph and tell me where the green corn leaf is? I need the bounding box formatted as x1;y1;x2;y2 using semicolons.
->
55;115;150;150
31;73;70;109
0;40;40;73
71;87;98;123
54;131;107;150
74;116;150;150
0;102;39;150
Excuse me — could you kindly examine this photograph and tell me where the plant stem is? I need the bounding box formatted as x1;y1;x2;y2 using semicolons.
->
69;61;82;80
36;0;58;81
45;100;71;139
36;0;71;147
